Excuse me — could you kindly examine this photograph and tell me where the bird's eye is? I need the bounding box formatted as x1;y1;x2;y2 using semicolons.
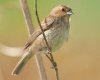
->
61;8;66;12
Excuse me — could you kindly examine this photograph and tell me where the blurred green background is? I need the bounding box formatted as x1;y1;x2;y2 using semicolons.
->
0;0;100;80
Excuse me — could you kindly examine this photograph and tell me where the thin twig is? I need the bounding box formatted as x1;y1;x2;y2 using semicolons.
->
34;0;51;51
19;0;47;80
34;0;59;80
46;54;59;80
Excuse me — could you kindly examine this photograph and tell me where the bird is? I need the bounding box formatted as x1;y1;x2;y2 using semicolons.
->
12;5;73;75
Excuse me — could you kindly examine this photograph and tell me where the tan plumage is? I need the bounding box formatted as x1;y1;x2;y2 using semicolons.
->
12;5;73;75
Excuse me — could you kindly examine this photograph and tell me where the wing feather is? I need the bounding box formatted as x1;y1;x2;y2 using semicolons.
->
24;15;55;50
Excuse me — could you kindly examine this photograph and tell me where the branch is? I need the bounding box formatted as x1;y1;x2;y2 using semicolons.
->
34;0;51;52
19;0;47;80
19;0;34;34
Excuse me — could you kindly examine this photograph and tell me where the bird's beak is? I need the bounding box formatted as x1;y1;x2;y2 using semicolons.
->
67;10;73;15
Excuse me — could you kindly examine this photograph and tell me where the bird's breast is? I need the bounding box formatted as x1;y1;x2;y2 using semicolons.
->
44;22;69;52
36;18;69;52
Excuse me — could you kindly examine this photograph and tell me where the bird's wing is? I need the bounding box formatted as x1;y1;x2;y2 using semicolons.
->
24;15;55;50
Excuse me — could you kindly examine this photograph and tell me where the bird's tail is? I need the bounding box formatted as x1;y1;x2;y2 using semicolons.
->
11;50;34;75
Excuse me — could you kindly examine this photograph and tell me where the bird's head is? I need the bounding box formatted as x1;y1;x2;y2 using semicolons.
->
50;5;73;18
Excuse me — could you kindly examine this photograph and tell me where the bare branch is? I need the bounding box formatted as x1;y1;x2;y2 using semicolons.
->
34;0;51;51
35;54;47;80
19;0;34;34
20;0;47;80
46;54;59;80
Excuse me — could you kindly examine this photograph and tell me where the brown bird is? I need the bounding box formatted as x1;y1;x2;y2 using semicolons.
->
12;5;73;75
